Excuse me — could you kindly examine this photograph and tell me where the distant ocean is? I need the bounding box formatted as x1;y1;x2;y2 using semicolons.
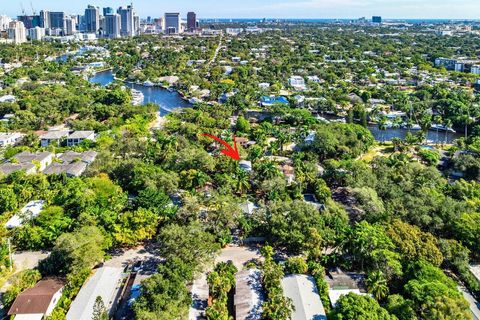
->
199;18;479;24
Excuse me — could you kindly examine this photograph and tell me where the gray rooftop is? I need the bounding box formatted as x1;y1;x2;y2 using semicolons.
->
43;162;87;177
234;269;264;320
14;151;53;164
40;130;70;140
58;151;98;164
66;267;124;320
0;162;35;175
68;131;95;139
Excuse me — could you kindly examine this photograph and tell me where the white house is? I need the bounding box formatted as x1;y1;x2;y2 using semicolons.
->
66;131;95;147
8;278;64;320
289;76;306;91
281;274;326;320
66;267;124;320
40;130;70;147
13;151;54;172
0;132;24;147
5;200;45;229
0;94;16;103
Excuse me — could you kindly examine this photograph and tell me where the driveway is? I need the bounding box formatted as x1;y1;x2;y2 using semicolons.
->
189;245;263;320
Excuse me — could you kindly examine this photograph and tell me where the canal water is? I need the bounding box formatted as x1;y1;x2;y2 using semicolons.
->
89;70;191;116
89;70;461;143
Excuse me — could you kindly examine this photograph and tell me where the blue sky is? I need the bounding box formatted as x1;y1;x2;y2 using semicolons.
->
2;0;479;19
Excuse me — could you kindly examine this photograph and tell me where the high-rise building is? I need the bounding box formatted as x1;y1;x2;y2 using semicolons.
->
28;26;45;41
39;10;50;29
165;12;180;34
134;15;140;34
103;7;114;16
0;15;12;31
17;15;40;29
49;12;66;31
7;21;27;44
64;16;77;35
372;16;382;23
118;5;135;37
85;5;100;33
187;12;196;32
104;14;121;39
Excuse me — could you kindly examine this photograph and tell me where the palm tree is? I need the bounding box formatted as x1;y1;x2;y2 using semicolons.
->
257;161;280;180
378;116;388;142
433;115;442;144
444;119;452;144
235;168;250;194
366;271;389;301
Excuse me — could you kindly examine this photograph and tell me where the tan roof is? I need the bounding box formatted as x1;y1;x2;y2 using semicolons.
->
8;278;64;315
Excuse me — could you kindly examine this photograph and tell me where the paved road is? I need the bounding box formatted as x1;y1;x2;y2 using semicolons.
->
459;286;480;320
104;245;160;269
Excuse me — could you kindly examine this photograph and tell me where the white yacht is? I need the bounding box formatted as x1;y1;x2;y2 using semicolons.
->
131;89;144;106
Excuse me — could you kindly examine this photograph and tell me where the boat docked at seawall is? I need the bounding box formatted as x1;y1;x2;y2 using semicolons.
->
131;89;144;106
143;80;155;87
430;124;456;133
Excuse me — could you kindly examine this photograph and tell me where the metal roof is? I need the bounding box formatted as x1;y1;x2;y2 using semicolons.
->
281;274;326;320
66;267;124;320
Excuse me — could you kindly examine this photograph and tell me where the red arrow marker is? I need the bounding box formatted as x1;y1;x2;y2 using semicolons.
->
202;133;240;161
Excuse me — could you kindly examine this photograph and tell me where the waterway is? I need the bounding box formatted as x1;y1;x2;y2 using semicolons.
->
89;70;461;143
89;70;191;116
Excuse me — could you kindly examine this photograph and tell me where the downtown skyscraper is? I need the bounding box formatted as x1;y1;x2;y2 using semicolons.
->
118;5;135;37
85;5;100;33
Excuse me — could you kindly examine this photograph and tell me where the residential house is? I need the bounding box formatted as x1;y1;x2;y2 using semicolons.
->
58;150;98;164
8;278;65;320
258;83;270;90
281;274;326;320
66;267;124;320
0;162;36;176
279;164;295;185
39;130;69;147
0;94;16;103
239;160;253;173
289;76;306;91
43;162;88;178
234;269;264;320
66;131;95;147
325;268;370;307
43;151;98;177
5;200;45;229
0;132;24;147
13;151;54;172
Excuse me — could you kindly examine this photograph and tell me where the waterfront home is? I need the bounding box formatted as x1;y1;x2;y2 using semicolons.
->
66;131;95;147
281;274;326;320
8;278;65;320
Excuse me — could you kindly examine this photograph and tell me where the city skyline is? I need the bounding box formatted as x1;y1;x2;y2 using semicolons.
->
1;0;480;19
